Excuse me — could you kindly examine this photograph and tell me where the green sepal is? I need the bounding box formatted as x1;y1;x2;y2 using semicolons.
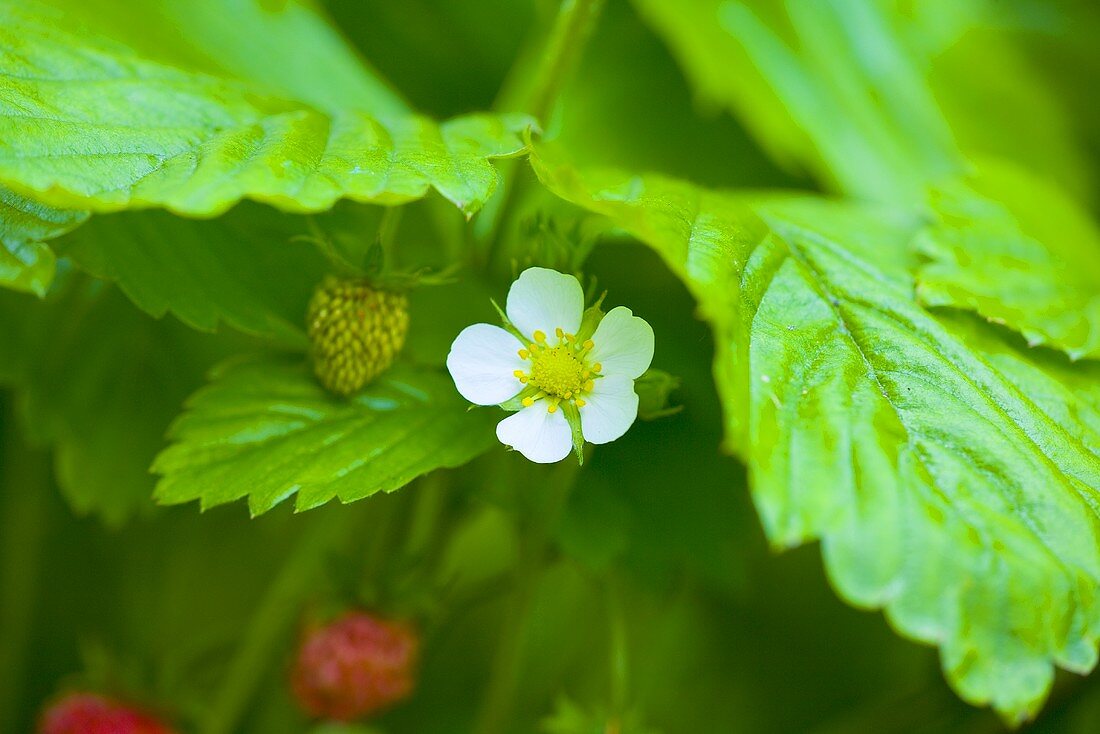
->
635;369;682;420
561;401;585;466
498;384;542;413
360;238;386;277
490;298;531;343
576;296;607;342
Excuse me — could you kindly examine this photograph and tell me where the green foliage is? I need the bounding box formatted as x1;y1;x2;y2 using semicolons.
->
916;159;1100;360
3;0;1100;732
631;0;1087;202
0;188;86;296
0;282;231;526
541;696;660;734
0;0;528;218
153;356;497;515
629;0;1100;353
632;0;952;201
57;205;331;347
39;0;409;116
531;145;1100;720
310;725;385;734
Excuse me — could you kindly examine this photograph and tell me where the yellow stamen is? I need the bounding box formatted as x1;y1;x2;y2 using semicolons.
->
592;362;602;373
582;339;594;350
555;327;564;338
518;349;529;360
528;346;584;400
513;370;526;379
575;398;586;408
584;380;594;392
547;398;560;414
522;396;535;407
533;330;547;343
565;333;576;343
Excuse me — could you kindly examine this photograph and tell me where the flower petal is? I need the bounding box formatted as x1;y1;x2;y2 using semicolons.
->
588;306;654;379
505;267;584;340
580;375;639;445
446;323;527;405
496;404;573;463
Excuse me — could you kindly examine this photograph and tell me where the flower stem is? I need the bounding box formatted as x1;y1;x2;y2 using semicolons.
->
475;0;606;265
606;576;629;718
473;460;579;734
200;505;362;734
496;0;607;125
0;397;50;733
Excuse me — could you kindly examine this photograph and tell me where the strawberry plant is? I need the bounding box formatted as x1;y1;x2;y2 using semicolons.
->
3;0;1100;732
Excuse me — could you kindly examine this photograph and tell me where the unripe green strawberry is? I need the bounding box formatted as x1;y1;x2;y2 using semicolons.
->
291;611;419;721
307;277;409;396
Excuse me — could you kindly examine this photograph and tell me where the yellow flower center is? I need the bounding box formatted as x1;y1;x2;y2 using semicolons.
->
512;328;602;413
530;345;584;398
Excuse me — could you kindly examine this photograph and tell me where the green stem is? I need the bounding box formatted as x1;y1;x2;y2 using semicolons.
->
473;461;579;734
376;205;403;270
606;576;629;718
495;0;606;124
361;491;403;585
200;506;361;734
403;471;447;559
0;396;50;732
475;0;606;264
425;569;514;643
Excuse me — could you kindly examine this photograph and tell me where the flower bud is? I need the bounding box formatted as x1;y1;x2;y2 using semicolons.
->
291;611;419;721
307;277;409;396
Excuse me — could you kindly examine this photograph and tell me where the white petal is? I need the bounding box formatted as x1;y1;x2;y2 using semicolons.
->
446;323;526;405
580;375;639;445
496;405;572;464
505;267;584;340
588;306;654;379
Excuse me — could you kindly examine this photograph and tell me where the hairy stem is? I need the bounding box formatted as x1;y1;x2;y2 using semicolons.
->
475;0;606;264
200;506;362;734
473;460;579;734
607;576;629;718
0;396;50;733
496;0;607;124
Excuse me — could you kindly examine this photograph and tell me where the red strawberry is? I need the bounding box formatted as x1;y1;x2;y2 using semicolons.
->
38;692;174;734
291;611;419;721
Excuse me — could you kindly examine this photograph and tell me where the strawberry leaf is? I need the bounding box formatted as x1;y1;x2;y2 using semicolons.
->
532;145;1100;721
153;357;497;515
0;0;529;218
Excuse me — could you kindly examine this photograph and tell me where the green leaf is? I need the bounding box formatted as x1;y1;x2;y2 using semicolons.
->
0;0;529;218
41;0;409;117
915;160;1100;361
531;146;1100;721
153;356;497;515
0;282;230;526
0;187;87;296
632;1;1100;362
56;204;332;347
631;0;1087;203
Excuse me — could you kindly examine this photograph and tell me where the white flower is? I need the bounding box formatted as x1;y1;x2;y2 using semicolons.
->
447;267;654;463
